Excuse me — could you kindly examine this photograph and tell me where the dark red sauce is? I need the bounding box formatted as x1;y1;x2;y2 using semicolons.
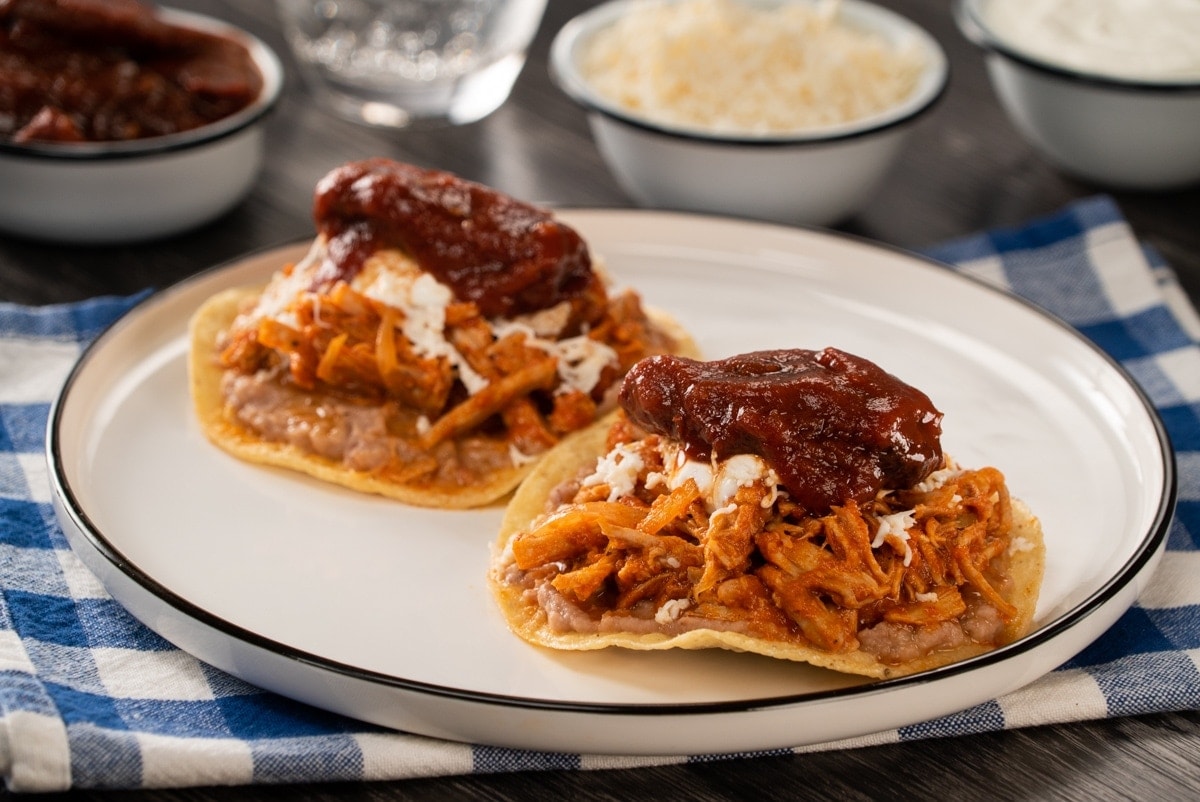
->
310;158;607;323
0;0;263;144
619;347;944;514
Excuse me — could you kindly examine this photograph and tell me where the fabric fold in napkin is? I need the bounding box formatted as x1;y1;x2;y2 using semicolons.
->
2;195;1198;791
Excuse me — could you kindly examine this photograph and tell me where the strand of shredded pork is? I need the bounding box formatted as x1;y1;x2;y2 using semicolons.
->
498;415;1022;665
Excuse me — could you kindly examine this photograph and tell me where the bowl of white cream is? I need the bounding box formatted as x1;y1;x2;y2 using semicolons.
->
955;0;1200;190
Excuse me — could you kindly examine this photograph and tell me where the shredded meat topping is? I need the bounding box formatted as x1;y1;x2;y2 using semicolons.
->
503;416;1019;664
218;273;676;488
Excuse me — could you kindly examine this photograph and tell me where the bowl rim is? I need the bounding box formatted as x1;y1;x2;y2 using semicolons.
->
954;0;1200;94
549;0;950;147
0;6;284;162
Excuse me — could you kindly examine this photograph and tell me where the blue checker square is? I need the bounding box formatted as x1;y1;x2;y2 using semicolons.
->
1146;606;1200;652
66;725;144;790
1090;651;1200;717
1061;607;1176;670
1078;308;1196;362
0;293;143;340
251;736;366;785
6;589;91;648
0;669;62;716
899;700;1005;740
46;683;129;730
215;692;368;740
1071;194;1124;230
73;597;174;651
990;206;1087;252
473;746;581;774
114;698;239;740
0;498;56;550
1160;405;1200;452
0;403;50;453
1003;245;1109;325
0;536;72;598
1168;500;1200;550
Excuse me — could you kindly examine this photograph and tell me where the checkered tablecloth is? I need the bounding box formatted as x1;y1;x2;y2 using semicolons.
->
2;196;1197;791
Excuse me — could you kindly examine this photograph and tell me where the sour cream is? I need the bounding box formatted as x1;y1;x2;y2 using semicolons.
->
983;0;1200;81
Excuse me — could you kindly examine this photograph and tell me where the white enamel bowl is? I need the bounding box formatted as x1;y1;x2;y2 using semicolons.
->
955;0;1200;191
549;0;948;227
0;8;283;244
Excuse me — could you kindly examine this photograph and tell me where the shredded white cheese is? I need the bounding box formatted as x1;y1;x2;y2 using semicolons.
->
580;0;928;136
491;320;619;395
648;442;780;514
248;238;624;404
353;254;491;395
913;467;962;493
582;442;646;502
872;509;916;566
238;239;325;330
655;598;691;624
712;453;773;509
668;447;714;496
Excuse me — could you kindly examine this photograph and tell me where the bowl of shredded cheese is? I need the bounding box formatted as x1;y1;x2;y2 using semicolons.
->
956;0;1200;190
550;0;948;226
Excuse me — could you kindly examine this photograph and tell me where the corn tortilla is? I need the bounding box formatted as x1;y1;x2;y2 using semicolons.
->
189;284;699;509
489;423;1046;679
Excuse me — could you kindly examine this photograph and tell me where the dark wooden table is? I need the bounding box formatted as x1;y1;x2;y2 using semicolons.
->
5;1;1200;799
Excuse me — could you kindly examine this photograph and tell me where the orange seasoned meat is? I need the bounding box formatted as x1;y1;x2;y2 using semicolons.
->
502;416;1022;665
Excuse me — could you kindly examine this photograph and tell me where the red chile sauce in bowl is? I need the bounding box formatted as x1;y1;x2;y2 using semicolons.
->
0;0;264;145
619;347;945;515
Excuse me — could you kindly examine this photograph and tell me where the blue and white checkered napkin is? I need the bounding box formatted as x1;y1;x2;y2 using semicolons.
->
2;196;1198;792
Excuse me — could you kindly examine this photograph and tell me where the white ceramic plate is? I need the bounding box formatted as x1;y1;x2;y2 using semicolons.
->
49;210;1174;755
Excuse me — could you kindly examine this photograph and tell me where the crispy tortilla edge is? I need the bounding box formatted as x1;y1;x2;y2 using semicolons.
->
488;436;1047;680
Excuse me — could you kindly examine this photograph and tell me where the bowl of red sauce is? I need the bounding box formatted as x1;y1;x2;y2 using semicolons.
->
0;0;283;243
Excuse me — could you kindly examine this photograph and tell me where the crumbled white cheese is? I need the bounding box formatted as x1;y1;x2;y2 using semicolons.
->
712;454;772;509
582;442;646;502
669;453;714;497
492;320;618;395
649;442;781;513
240;238;325;330
580;0;928;136
872;509;916;567
354;256;490;395
915;591;939;603
913;467;962;493
655;598;691;624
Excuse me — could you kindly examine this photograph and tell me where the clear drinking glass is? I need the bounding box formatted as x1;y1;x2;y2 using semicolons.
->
275;0;548;127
